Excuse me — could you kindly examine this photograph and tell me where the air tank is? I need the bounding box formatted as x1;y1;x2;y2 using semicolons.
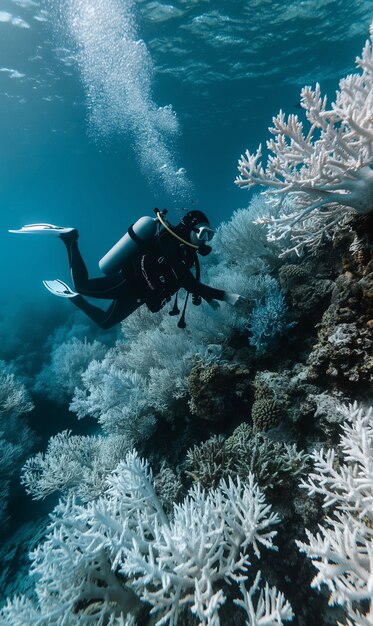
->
99;216;157;275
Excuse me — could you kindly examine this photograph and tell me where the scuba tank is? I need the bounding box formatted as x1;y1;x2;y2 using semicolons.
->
99;216;157;275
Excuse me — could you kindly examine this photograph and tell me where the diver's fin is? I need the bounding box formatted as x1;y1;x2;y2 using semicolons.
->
9;224;75;235
43;279;78;298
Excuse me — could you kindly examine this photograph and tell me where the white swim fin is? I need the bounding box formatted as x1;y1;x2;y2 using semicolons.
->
43;279;78;298
9;223;75;235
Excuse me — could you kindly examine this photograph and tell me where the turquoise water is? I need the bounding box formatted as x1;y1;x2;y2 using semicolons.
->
0;0;371;323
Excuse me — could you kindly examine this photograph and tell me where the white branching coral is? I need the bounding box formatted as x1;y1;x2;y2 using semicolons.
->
234;572;294;626
296;402;373;626
69;357;157;438
34;336;107;402
235;23;373;256
1;451;293;626
21;430;131;501
213;194;277;272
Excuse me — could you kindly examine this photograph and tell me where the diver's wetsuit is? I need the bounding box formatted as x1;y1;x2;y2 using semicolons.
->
64;236;141;329
62;230;225;329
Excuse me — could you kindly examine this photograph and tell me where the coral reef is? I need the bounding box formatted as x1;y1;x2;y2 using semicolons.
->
297;402;373;626
186;422;308;493
306;257;373;388
0;451;291;626
188;360;251;423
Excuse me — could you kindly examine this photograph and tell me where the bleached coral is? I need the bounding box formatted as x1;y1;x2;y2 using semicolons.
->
1;451;291;626
234;572;294;626
21;430;131;501
70;356;156;438
213;194;277;272
235;22;373;256
296;402;373;625
34;336;107;402
0;365;34;417
248;286;288;352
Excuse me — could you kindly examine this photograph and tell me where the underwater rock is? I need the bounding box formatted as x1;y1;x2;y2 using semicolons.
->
307;268;373;387
187;361;251;422
278;261;335;325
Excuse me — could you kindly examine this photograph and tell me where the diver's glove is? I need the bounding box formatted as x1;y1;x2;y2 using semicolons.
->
224;292;247;307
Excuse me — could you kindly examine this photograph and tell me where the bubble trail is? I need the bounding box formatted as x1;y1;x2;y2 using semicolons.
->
57;0;193;201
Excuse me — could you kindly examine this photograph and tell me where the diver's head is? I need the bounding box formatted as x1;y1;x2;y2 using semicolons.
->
178;210;215;252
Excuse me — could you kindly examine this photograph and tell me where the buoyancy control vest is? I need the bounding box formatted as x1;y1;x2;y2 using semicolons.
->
134;226;200;313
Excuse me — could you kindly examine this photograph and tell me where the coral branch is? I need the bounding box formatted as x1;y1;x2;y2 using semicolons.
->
235;22;373;256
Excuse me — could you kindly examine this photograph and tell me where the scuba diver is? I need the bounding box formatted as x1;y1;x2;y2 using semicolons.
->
9;209;245;329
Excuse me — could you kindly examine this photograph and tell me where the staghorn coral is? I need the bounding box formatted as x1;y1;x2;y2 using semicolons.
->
0;451;291;626
297;402;373;626
235;22;373;257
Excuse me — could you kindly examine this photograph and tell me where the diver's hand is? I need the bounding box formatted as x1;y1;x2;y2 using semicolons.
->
224;292;247;307
208;299;220;310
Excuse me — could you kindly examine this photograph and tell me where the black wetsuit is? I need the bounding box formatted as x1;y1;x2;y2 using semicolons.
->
63;230;225;329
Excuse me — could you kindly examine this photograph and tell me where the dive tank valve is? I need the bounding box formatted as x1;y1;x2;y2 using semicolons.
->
99;216;157;275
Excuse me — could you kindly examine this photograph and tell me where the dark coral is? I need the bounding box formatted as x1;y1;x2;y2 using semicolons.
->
251;398;282;432
187;361;251;423
185;422;308;492
306;267;373;388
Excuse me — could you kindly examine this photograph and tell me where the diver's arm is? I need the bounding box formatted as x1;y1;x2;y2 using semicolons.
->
186;275;225;301
177;264;225;301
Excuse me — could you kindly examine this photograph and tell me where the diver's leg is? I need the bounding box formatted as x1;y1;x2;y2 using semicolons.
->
71;295;141;329
61;231;128;299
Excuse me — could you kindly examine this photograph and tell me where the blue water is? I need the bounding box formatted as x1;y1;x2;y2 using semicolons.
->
0;0;371;339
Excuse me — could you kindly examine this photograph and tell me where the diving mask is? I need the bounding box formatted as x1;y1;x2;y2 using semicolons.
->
191;223;215;245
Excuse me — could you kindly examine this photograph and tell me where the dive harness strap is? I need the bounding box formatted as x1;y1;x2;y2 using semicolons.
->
128;224;144;246
154;211;202;328
163;231;202;328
